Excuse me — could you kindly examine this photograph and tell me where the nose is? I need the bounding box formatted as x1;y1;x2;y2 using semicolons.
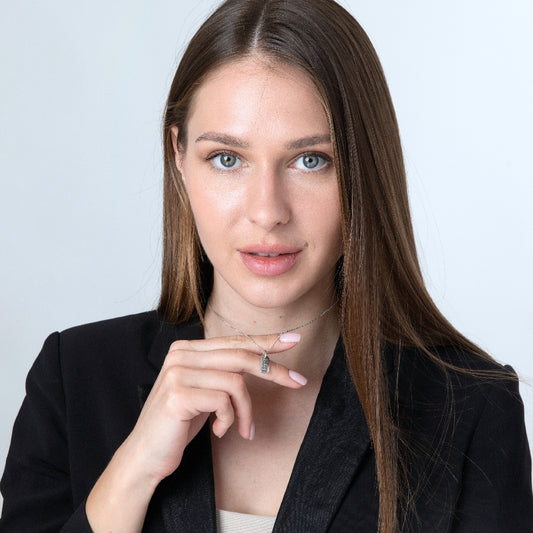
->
245;165;291;231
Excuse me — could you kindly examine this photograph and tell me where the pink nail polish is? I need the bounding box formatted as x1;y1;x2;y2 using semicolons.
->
279;332;301;343
289;370;308;386
249;422;256;441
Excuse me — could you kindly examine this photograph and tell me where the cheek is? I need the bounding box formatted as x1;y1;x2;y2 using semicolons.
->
186;184;216;235
309;187;343;252
185;180;240;243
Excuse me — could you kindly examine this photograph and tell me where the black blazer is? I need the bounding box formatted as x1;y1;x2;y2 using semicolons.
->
1;311;532;532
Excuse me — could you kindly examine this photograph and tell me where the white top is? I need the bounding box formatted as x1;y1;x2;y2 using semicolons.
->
216;509;277;533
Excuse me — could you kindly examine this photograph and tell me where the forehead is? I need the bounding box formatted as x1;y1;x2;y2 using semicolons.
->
185;56;330;142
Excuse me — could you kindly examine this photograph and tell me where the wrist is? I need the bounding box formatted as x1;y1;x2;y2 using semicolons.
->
112;436;163;494
86;439;161;532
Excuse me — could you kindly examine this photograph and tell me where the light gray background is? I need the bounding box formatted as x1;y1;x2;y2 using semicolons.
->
1;0;532;502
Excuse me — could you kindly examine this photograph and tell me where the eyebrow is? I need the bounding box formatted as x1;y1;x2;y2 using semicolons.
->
195;132;331;150
195;132;248;148
285;134;331;150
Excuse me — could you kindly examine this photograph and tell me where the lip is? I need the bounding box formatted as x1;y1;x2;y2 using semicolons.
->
238;244;302;276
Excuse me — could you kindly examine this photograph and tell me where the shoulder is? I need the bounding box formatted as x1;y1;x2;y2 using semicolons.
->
34;311;203;389
52;310;202;359
390;343;525;458
392;343;519;399
33;311;161;375
58;310;163;345
391;345;532;529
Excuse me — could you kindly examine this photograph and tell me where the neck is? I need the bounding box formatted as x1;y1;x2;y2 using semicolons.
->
204;296;340;380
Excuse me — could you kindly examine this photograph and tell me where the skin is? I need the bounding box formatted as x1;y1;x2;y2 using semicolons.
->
86;55;342;531
176;56;342;320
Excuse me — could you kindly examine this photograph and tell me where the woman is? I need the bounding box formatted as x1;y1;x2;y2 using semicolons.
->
1;0;532;531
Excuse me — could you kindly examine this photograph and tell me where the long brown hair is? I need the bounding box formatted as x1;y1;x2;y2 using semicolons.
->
159;1;498;530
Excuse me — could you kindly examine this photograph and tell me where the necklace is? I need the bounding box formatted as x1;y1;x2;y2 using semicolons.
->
207;302;337;374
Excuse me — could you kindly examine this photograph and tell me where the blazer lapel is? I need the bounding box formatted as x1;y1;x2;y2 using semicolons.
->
274;340;372;532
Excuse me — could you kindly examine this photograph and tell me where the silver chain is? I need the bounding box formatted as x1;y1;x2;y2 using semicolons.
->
207;302;336;372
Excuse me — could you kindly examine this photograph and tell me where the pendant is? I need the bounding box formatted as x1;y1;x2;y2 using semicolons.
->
260;351;270;374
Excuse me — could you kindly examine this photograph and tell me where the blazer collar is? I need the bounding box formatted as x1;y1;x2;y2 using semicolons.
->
140;318;372;532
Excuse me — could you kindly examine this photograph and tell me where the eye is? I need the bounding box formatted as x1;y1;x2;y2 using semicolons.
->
209;152;242;170
293;153;330;171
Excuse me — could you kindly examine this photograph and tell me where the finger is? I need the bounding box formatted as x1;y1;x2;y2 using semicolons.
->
169;332;300;356
182;388;236;438
169;368;254;439
165;348;307;389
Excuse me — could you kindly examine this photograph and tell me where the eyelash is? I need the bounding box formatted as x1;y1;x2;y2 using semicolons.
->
206;151;242;172
205;151;333;172
293;152;332;171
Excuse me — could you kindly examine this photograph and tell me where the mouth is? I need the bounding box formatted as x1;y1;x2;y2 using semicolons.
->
250;252;285;257
238;244;302;255
238;245;302;276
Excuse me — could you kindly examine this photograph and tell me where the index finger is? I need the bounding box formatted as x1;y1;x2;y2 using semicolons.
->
169;332;301;355
165;341;306;389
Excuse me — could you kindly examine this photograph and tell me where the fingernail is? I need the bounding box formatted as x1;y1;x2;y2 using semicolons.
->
217;429;227;439
289;370;308;386
279;332;301;343
249;422;255;441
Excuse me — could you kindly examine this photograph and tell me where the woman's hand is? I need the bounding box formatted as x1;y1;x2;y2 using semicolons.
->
86;333;303;533
129;333;303;481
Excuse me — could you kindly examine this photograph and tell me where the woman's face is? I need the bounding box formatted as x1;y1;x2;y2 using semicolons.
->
173;56;342;311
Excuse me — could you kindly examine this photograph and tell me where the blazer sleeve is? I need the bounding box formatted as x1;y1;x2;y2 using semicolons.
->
452;368;533;533
0;332;93;533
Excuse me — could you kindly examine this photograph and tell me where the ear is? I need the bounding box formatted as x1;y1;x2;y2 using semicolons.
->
170;125;184;175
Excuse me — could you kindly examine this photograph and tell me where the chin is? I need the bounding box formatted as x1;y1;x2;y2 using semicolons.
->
212;259;339;311
240;289;298;310
232;280;324;311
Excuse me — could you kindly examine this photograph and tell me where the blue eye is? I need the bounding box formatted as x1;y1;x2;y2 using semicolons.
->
211;152;242;170
293;153;330;171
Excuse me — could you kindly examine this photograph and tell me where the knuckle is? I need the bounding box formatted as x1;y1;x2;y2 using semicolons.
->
164;348;189;369
163;365;186;384
229;372;246;393
217;392;233;411
227;335;246;348
165;391;182;411
169;339;183;351
168;339;193;354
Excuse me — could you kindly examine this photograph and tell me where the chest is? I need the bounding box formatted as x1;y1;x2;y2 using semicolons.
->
210;386;318;516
